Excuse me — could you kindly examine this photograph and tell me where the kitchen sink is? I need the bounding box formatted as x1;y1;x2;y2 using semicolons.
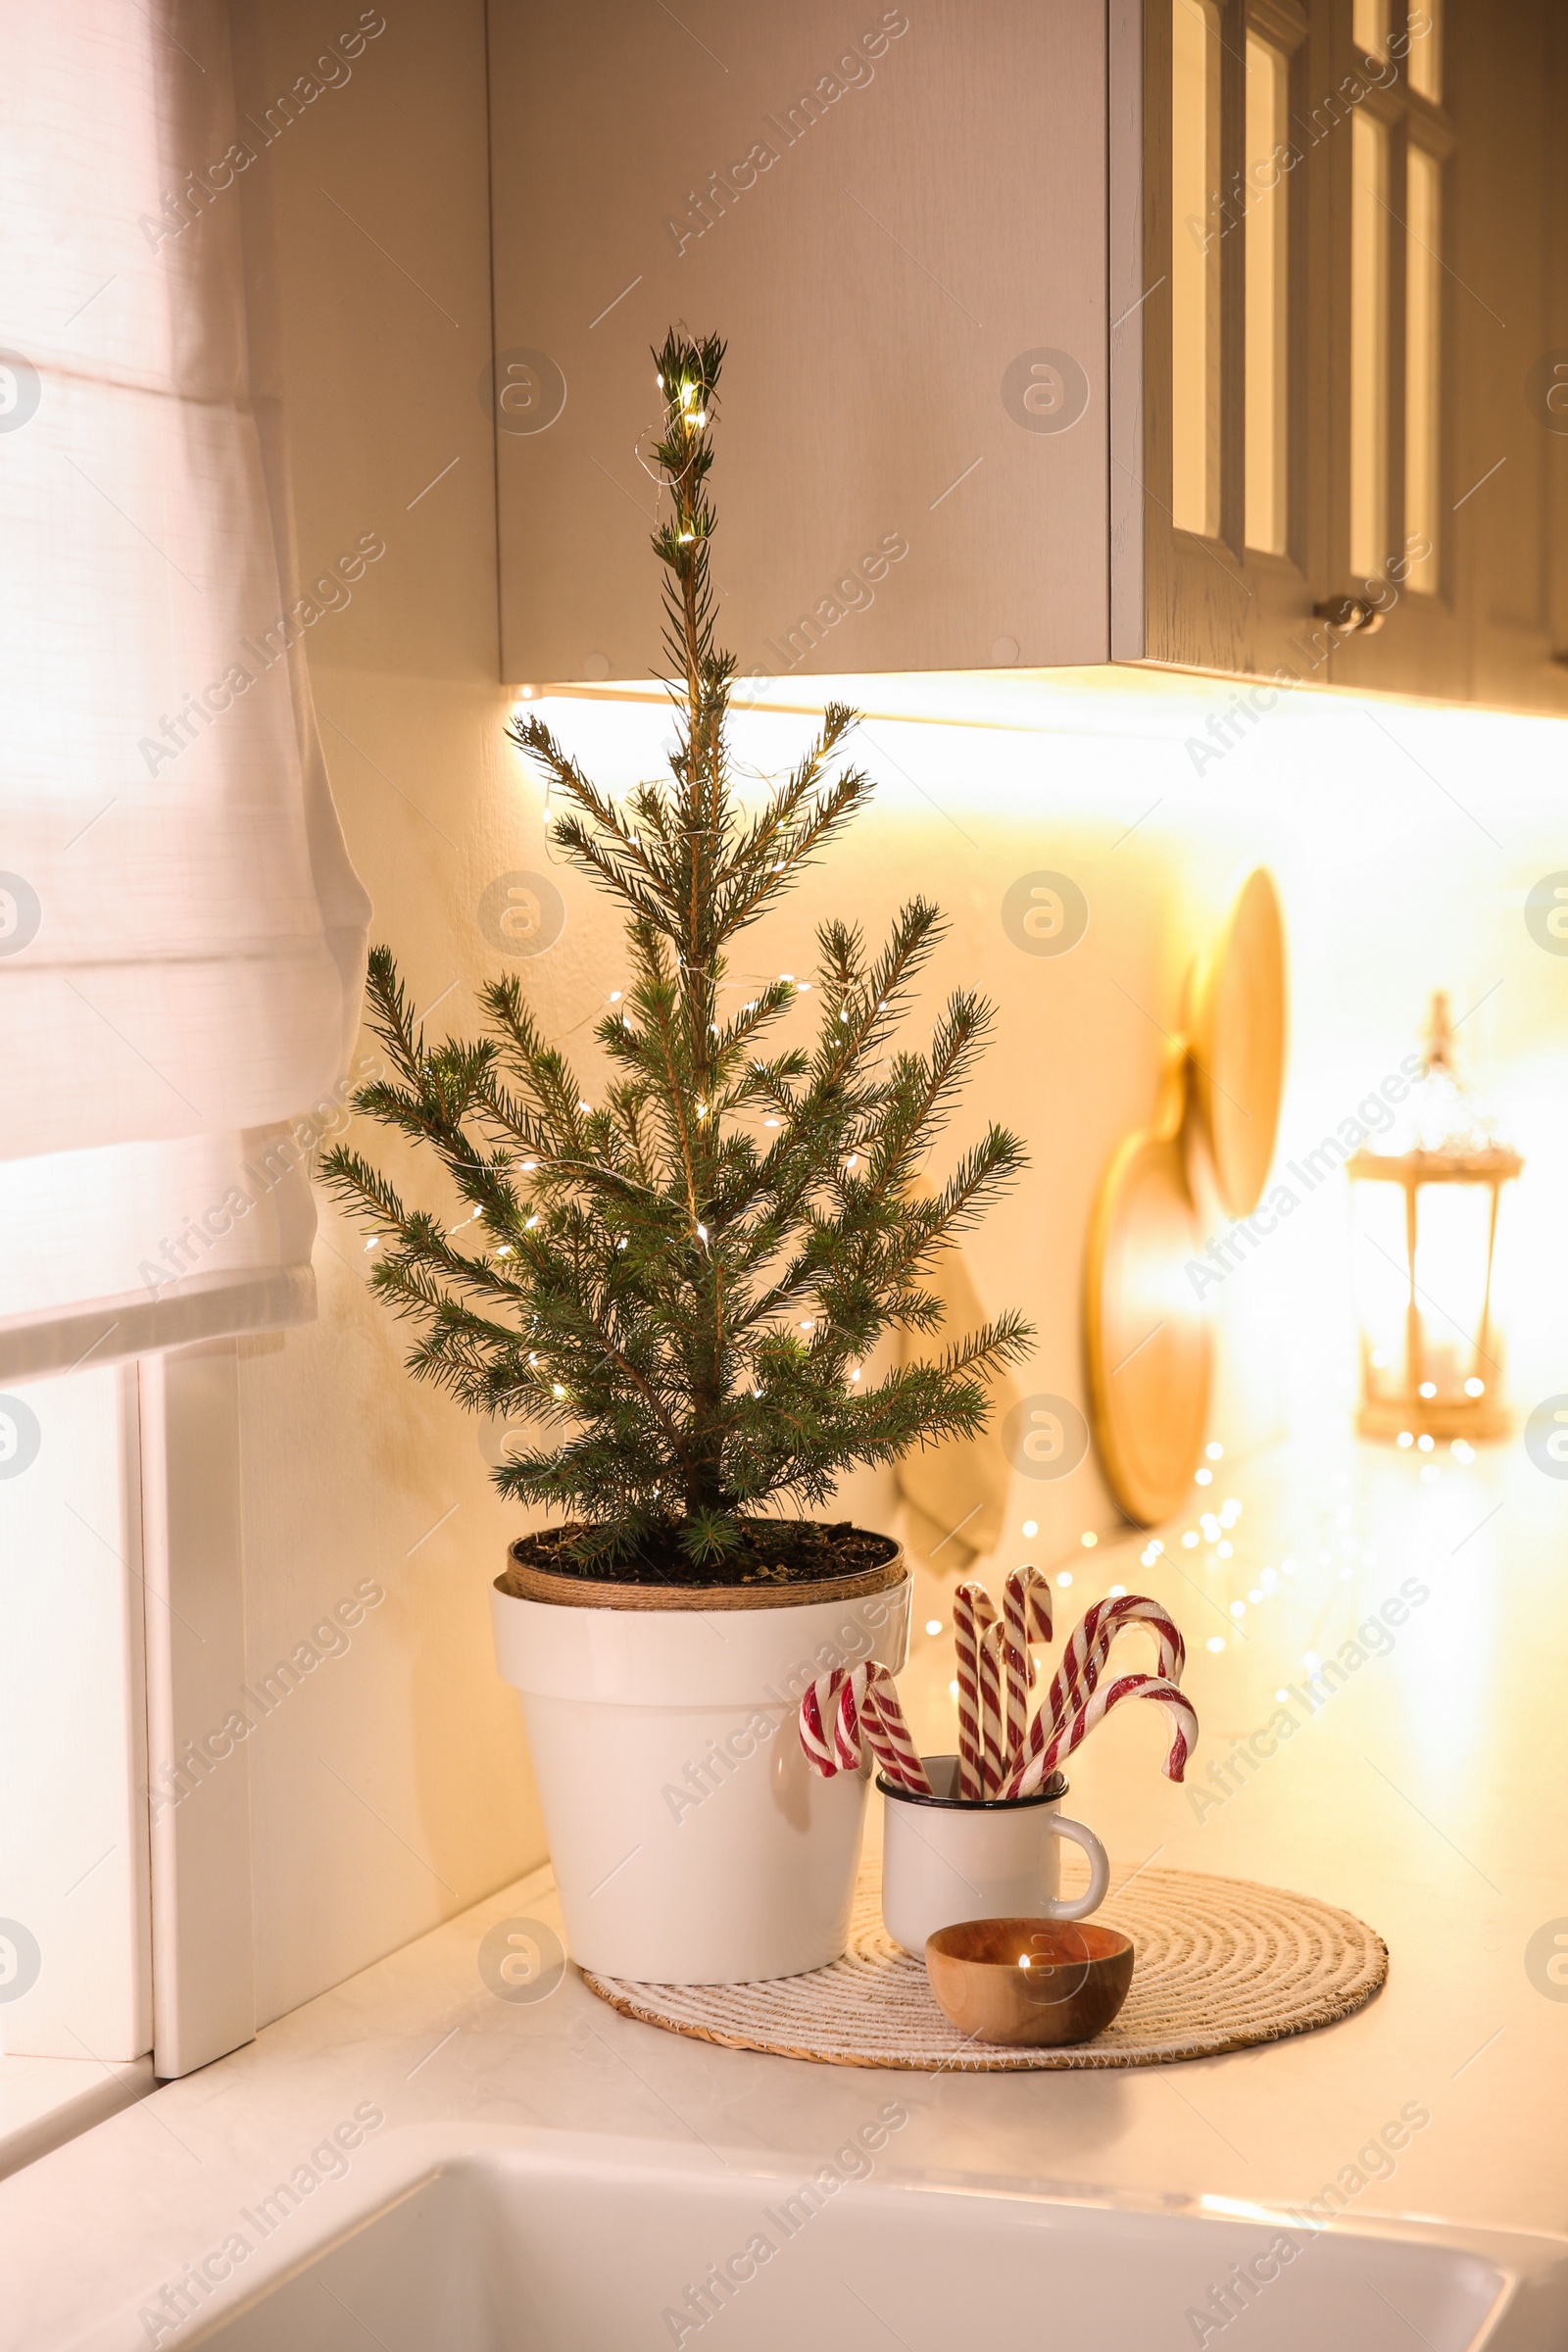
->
186;2131;1567;2351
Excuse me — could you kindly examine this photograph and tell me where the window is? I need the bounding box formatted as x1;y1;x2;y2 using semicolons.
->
1171;0;1222;538
1407;0;1442;103
1404;145;1442;591
1349;110;1390;581
1244;34;1291;555
1352;0;1389;59
1;0;369;2106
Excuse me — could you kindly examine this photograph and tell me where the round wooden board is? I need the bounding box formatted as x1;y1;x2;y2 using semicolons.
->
1191;868;1288;1217
1085;1122;1211;1527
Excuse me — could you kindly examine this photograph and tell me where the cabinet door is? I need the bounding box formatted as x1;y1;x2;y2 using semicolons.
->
1127;0;1568;716
1327;0;1469;702
1446;0;1568;715
1314;0;1568;713
487;1;1111;687
1123;0;1325;679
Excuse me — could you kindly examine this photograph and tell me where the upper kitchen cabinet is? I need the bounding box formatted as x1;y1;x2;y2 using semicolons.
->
487;1;1114;688
488;0;1568;713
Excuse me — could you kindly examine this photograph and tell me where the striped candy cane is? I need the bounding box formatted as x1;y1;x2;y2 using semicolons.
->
1004;1562;1054;1650
977;1620;1008;1795
798;1665;932;1794
859;1668;934;1795
1005;1596;1184;1794
1004;1672;1198;1798
1043;1595;1185;1735
1000;1565;1054;1770
953;1582;996;1801
799;1673;843;1775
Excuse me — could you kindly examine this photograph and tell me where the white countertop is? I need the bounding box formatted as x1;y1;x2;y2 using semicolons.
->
2;1428;1564;2348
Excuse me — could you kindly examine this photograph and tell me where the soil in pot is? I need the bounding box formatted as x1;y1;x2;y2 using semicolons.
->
500;1519;904;1610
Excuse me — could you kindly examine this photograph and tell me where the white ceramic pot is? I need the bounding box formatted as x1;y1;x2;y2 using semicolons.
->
879;1753;1110;1956
490;1551;909;1983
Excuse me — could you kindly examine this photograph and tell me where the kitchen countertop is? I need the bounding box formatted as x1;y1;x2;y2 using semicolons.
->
2;1426;1564;2348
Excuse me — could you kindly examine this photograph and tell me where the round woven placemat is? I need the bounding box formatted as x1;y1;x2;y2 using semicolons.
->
581;1866;1387;2071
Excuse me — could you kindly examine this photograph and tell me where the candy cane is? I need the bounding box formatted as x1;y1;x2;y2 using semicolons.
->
1004;1562;1054;1650
860;1668;933;1796
798;1666;932;1794
1043;1595;1185;1735
1000;1565;1054;1770
1004;1672;1198;1798
991;1615;1030;1785
799;1673;843;1776
978;1619;1009;1794
1006;1596;1184;1793
953;1582;995;1801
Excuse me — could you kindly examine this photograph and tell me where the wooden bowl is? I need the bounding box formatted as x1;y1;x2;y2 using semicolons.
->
924;1918;1135;2046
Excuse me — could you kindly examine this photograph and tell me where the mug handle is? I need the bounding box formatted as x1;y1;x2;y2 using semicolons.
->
1040;1814;1110;1922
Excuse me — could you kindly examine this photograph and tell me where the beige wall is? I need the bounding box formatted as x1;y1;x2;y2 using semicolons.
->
232;0;540;2026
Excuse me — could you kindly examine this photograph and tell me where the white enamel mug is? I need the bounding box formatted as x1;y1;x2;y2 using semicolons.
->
879;1754;1110;1956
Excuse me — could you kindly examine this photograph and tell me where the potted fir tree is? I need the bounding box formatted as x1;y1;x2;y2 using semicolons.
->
324;331;1031;1983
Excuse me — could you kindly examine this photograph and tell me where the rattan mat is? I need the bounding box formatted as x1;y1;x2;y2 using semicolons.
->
581;1865;1387;2070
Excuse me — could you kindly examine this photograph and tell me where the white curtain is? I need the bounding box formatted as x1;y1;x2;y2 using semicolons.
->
0;1;369;1377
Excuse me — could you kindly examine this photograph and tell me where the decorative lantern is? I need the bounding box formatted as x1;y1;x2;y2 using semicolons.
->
1348;993;1521;1443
